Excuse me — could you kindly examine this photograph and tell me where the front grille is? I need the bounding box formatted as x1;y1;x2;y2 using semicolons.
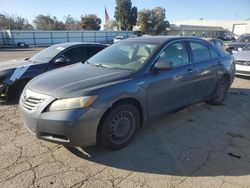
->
21;89;48;111
236;61;250;66
21;97;44;111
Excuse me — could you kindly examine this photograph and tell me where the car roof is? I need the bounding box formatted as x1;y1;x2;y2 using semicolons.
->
51;42;107;48
208;38;224;42
123;36;207;44
239;34;250;37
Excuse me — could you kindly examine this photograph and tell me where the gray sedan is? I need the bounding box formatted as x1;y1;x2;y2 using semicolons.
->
19;36;235;150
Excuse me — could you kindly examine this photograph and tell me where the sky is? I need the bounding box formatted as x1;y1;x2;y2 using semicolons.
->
1;0;250;26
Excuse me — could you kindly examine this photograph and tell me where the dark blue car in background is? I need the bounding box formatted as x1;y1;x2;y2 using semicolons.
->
0;42;107;102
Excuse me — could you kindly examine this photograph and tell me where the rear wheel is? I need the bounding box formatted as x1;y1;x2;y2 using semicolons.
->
206;76;230;105
99;104;140;150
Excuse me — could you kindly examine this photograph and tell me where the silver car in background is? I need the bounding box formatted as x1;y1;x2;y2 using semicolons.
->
234;44;250;76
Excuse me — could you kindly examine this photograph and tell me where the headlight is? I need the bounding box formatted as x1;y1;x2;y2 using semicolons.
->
48;96;97;112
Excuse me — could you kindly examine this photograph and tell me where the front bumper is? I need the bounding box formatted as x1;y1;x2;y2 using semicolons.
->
235;64;250;76
19;89;105;147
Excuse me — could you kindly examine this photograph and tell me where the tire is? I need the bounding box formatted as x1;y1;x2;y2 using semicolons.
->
99;104;140;150
206;76;230;105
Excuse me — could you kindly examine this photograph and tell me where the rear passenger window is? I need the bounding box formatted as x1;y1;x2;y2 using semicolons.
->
210;47;220;59
190;42;211;62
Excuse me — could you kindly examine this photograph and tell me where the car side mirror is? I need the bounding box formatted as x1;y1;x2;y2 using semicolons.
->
153;59;173;70
54;57;66;64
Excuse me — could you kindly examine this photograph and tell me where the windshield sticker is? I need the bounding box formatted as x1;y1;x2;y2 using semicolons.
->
56;47;65;51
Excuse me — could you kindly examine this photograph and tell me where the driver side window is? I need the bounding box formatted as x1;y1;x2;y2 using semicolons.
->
159;42;189;67
62;47;86;64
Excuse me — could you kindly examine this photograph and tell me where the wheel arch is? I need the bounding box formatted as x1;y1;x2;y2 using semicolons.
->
220;72;231;86
96;97;144;145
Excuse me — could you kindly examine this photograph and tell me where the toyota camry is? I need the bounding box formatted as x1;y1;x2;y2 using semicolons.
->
19;36;235;150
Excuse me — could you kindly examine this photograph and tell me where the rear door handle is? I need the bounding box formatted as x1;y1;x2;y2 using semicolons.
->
187;69;193;74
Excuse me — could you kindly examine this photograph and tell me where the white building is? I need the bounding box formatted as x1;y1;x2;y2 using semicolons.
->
174;19;250;35
167;24;225;38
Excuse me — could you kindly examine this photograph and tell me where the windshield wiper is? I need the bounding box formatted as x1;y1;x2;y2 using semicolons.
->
85;61;113;68
94;64;113;68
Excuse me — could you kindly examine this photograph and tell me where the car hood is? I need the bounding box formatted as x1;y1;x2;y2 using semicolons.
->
0;59;33;71
27;63;132;98
234;51;250;61
228;42;248;48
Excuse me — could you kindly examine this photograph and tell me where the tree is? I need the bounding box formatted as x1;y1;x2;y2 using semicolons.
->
137;7;169;34
151;7;169;34
128;6;137;30
0;13;34;30
33;15;65;30
114;0;137;30
33;15;54;30
52;16;65;30
64;15;81;30
80;14;101;30
137;9;152;34
0;14;12;29
104;20;122;30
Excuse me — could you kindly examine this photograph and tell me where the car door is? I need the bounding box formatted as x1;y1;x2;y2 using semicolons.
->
188;40;219;103
146;41;194;118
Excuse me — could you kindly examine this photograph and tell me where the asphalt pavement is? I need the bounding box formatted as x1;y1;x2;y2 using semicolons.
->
0;48;250;188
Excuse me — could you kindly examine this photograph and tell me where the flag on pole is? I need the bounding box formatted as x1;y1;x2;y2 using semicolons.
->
105;6;110;24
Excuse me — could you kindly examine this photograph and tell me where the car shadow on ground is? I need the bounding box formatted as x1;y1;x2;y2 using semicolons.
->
66;87;250;177
236;75;250;80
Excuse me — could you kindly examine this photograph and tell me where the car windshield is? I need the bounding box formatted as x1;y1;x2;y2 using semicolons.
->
236;35;250;43
243;44;250;51
87;42;158;70
29;45;65;63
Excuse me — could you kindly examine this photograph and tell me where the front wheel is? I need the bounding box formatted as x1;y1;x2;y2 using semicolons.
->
99;104;140;150
206;76;230;105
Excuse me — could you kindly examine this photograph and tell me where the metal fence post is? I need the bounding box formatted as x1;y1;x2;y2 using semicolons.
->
33;32;36;46
11;31;15;47
105;32;108;43
94;32;96;42
1;31;4;47
81;31;84;42
67;32;69;42
50;32;53;45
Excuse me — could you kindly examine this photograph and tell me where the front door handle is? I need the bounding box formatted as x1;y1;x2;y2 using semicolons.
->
187;69;193;74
